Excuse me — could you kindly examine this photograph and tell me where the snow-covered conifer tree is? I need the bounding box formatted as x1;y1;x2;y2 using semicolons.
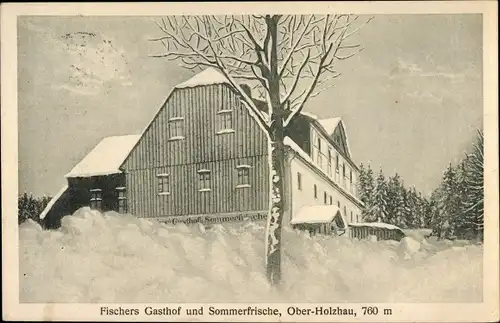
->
358;163;375;221
371;169;389;223
462;130;484;241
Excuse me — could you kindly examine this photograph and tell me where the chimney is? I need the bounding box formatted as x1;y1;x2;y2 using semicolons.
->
239;83;252;99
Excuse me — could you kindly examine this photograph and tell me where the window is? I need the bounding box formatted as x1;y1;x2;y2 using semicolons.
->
168;119;184;140
356;214;359;222
317;151;323;168
314;136;322;166
216;110;234;134
343;163;346;178
349;169;353;184
157;174;170;195
327;149;332;176
90;188;102;210
350;211;353;223
344;206;347;220
313;184;317;199
329;196;333;205
297;172;302;191
198;169;211;191
337;201;340;208
117;187;127;214
323;192;327;204
335;154;339;172
236;165;250;188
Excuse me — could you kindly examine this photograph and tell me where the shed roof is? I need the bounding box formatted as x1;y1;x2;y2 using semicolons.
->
65;134;141;178
349;222;403;231
39;184;68;220
290;205;347;226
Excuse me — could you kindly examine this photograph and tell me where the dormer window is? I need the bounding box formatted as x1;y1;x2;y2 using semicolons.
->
216;109;234;134
327;149;332;176
316;138;323;167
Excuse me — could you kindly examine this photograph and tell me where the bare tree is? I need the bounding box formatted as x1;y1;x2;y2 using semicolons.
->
150;14;371;285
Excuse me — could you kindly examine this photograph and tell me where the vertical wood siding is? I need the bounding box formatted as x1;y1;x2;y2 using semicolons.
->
125;156;268;217
122;84;269;217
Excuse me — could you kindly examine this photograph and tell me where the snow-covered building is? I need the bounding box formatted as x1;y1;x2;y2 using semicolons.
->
41;68;364;229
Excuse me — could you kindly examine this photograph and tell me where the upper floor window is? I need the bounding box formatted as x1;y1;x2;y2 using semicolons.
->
216;109;234;134
335;154;339;172
313;184;317;199
329;196;333;205
327;149;332;176
236;165;250;188
337;201;340;208
157;173;170;195
170;103;182;118
350;211;353;223
90;188;102;210
297;172;302;191
350;169;353;184
343;163;346;178
198;169;211;192
116;187;127;213
323;192;327;204
168;118;184;141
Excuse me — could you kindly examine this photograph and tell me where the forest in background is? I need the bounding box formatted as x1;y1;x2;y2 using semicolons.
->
358;130;484;241
18;193;52;225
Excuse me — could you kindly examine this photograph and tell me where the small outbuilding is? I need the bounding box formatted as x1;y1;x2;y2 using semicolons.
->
290;205;348;236
39;134;141;229
348;222;406;241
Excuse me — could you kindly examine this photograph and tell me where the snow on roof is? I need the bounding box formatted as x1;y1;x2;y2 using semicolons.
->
318;117;342;136
290;205;347;225
283;136;314;164
175;67;229;89
39;184;68;220
299;111;319;120
298;113;352;158
65;134;141;178
349;222;403;231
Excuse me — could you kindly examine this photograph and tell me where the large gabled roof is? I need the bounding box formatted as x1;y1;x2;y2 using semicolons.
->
120;68;354;168
65;134;141;178
299;111;353;161
175;68;229;89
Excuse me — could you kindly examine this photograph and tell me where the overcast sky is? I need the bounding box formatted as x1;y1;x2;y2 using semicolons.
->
17;14;483;197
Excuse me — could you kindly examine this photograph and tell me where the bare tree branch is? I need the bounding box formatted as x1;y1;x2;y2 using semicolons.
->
149;14;371;131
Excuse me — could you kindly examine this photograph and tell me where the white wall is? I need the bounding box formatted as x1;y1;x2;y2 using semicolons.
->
310;128;358;197
286;154;363;227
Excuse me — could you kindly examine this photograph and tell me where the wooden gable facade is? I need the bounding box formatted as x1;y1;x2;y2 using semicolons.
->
120;83;269;218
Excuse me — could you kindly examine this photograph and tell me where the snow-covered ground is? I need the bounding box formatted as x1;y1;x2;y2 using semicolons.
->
20;208;482;303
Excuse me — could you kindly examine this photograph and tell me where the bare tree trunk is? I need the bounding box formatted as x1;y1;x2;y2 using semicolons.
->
265;116;286;285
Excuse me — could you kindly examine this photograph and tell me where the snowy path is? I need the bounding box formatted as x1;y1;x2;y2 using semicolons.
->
20;209;482;303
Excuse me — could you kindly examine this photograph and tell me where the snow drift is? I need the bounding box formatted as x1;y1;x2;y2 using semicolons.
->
20;208;482;303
